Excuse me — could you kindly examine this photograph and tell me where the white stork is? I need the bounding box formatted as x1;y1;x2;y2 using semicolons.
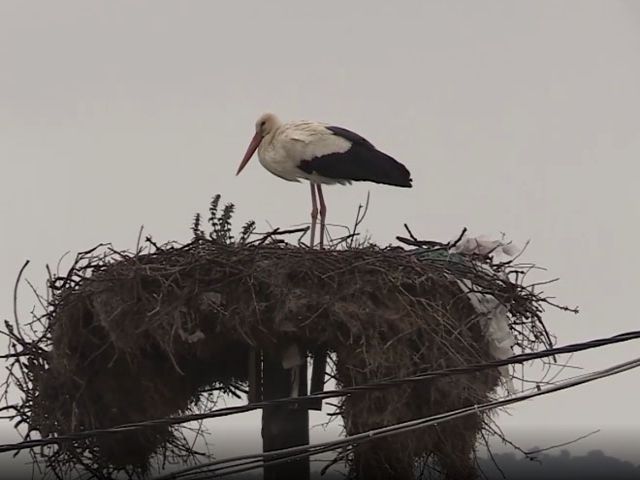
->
236;113;412;247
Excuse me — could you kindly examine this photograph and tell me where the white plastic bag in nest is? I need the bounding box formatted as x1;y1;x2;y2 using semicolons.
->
448;233;521;393
451;233;520;262
457;278;517;394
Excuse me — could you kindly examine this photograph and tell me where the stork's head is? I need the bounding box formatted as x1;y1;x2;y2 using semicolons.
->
236;113;281;175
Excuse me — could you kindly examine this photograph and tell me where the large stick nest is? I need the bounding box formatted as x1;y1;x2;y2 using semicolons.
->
3;196;567;479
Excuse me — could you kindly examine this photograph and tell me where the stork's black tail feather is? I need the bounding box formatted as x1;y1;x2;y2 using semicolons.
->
356;147;413;187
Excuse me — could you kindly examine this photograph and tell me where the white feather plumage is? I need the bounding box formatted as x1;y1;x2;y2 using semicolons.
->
257;121;352;184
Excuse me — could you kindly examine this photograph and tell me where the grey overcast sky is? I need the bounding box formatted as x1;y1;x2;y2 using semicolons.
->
1;0;640;473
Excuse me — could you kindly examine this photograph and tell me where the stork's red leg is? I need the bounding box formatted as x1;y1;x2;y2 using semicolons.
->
317;184;327;248
309;182;318;248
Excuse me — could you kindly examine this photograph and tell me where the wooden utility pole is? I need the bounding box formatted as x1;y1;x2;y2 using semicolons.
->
261;350;310;480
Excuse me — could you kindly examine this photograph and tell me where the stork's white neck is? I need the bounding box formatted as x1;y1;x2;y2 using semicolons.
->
257;126;281;158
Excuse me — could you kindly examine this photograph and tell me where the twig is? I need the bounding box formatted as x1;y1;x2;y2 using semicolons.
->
448;227;468;249
395;236;427;247
136;225;145;255
348;192;370;249
524;429;601;457
145;236;161;250
250;227;309;246
403;224;419;242
13;260;30;338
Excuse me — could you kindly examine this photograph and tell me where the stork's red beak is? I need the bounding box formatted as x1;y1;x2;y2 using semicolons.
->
236;132;262;175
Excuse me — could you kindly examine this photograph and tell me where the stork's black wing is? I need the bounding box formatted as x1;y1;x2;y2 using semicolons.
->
297;126;412;188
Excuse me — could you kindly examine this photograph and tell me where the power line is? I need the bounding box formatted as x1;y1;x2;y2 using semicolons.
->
0;329;639;455
159;355;640;479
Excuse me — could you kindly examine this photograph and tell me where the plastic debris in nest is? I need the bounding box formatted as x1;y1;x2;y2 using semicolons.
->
451;233;520;393
461;280;517;394
410;232;526;394
451;232;520;260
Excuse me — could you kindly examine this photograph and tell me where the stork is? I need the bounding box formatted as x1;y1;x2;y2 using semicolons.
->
236;113;412;247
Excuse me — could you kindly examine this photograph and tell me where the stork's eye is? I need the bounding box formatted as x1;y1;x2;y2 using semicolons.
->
260;121;266;127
